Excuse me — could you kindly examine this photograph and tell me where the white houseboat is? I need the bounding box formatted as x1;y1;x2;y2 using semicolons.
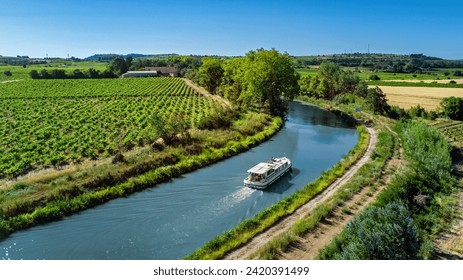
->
243;157;292;189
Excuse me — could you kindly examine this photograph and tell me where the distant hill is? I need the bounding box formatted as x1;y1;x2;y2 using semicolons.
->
84;53;179;62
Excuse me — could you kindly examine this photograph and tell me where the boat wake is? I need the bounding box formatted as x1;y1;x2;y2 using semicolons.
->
208;187;256;215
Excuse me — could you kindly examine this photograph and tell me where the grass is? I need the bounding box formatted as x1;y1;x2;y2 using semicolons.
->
185;117;370;260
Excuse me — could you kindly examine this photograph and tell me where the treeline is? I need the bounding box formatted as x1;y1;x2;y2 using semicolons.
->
301;61;463;121
29;68;118;79
319;120;457;259
299;62;390;114
295;53;463;73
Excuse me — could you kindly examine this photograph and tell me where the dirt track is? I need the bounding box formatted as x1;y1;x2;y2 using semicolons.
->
181;78;231;108
224;126;377;259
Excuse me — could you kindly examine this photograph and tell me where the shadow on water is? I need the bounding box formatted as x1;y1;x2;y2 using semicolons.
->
263;168;301;194
289;101;357;129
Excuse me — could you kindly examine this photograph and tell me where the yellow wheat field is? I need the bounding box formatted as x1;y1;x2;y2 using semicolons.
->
377;86;463;110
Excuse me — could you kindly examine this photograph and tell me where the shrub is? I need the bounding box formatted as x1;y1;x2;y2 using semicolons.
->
319;202;420;260
440;96;463;120
369;74;380;81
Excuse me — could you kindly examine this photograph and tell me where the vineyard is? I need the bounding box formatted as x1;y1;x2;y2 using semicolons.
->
0;78;218;178
430;119;463;146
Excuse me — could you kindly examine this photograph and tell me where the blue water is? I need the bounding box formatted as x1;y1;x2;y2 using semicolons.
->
0;101;358;260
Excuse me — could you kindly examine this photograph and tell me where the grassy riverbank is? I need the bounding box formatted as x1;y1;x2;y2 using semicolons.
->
185;104;370;260
0;113;283;237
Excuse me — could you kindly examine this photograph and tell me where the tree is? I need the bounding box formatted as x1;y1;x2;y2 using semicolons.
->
29;70;40;79
72;69;86;79
87;68;100;79
365;87;390;114
305;62;362;100
240;49;300;117
108;57;132;76
440;96;463;120
50;69;66;79
298;75;312;96
318;61;342;99
40;69;51;79
198;57;224;94
220;58;245;104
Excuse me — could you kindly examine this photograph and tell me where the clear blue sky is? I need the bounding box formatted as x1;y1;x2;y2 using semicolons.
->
1;0;462;59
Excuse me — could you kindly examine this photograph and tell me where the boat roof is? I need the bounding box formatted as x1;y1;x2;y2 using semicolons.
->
247;162;272;174
247;157;289;174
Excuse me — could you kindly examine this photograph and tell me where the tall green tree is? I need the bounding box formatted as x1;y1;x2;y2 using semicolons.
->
198;57;224;94
220;58;245;104
108;57;132;76
240;49;300;117
365;87;390;114
317;61;342;99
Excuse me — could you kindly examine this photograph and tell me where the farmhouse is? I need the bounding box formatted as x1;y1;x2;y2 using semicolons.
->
144;67;180;77
121;67;180;78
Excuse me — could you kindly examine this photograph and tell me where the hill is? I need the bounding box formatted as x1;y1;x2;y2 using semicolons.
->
84;53;179;62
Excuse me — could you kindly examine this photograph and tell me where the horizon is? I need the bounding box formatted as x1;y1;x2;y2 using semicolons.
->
1;0;462;60
2;52;462;61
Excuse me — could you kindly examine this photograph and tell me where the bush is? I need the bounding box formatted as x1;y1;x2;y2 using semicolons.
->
319;202;420;260
3;70;12;77
440;96;463;120
369;74;381;80
408;105;427;118
388;105;408;120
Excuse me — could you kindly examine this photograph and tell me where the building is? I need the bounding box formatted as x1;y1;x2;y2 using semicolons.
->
144;67;180;77
121;71;158;78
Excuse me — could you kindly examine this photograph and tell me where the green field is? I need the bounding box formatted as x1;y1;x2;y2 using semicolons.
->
0;78;216;177
0;61;107;81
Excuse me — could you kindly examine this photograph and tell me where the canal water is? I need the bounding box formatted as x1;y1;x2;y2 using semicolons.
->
0;101;358;260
